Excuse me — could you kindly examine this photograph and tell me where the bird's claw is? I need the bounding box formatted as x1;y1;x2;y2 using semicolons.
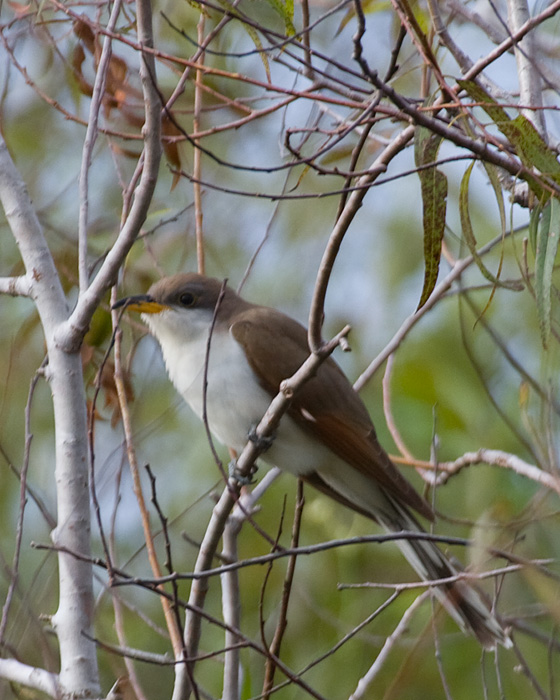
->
228;460;258;485
248;426;275;452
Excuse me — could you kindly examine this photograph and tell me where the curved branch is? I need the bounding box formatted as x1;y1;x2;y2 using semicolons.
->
78;0;124;291
308;124;415;351
59;0;163;351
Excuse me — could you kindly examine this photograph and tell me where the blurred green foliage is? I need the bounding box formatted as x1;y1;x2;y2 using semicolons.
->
2;0;560;698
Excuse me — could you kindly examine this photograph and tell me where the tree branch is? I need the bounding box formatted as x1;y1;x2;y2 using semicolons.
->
308;125;415;351
0;659;59;698
59;0;163;351
507;0;547;136
0;275;33;297
78;0;124;292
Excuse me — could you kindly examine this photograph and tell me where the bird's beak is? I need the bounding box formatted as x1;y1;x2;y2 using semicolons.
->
112;294;168;314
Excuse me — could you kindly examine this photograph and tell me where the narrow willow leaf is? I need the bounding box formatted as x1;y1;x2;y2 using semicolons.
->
244;24;271;82
458;80;560;194
284;0;294;33
457;80;510;126
215;0;272;80
501;116;560;182
535;198;560;347
460;162;495;286
481;162;506;238
529;202;543;254
460;162;521;293
265;0;296;37
415;126;447;309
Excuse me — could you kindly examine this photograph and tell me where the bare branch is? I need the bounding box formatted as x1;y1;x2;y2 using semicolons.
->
262;480;305;698
193;13;206;275
507;0;547;136
0;366;43;645
308;125;415;351
78;0;124;291
112;317;184;656
438;449;560;496
220;516;242;700
0;137;66;320
463;0;560;83
0;659;60;698
0;275;32;297
349;592;431;699
60;0;163;350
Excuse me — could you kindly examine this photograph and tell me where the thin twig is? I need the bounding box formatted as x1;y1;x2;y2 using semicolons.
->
349;591;431;699
220;513;243;700
193;13;206;275
117;531;486;586
382;354;413;461
262;480;305;698
354;230;516;391
112;305;184;657
78;0;123;292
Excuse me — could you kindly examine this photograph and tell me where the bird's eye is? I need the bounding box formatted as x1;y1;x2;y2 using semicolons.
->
179;292;195;307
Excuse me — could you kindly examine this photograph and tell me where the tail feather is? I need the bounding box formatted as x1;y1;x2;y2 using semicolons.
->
379;499;511;650
306;466;511;648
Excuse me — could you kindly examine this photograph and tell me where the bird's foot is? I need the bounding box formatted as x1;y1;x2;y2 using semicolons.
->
228;460;258;485
248;426;275;452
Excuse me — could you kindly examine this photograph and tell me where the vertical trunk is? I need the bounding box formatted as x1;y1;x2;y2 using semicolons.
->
48;348;99;697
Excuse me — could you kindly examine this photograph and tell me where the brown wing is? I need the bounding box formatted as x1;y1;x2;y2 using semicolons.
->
231;307;433;521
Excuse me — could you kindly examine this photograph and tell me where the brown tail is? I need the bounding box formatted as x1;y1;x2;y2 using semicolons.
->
379;499;511;649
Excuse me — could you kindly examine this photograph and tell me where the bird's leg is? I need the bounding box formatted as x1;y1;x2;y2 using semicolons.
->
227;426;274;484
228;459;258;485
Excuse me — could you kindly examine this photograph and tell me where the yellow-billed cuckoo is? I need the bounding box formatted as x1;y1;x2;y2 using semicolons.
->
114;272;510;649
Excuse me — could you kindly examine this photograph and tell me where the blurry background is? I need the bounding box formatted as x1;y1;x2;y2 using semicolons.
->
1;0;560;697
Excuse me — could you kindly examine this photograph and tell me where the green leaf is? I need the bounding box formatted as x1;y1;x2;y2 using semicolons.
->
460;162;493;284
481;161;507;238
459;162;521;293
457;79;510;127
215;0;272;80
242;24;271;81
501;116;560;182
529;201;543;254
414;126;447;309
458;79;560;194
265;0;296;37
534;198;560;347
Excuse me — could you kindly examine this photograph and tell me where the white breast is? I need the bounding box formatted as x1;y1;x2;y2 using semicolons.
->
143;309;264;450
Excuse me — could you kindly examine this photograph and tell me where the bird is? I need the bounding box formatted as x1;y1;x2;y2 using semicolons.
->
114;272;511;649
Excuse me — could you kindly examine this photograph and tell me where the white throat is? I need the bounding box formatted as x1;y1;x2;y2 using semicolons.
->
142;308;273;453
